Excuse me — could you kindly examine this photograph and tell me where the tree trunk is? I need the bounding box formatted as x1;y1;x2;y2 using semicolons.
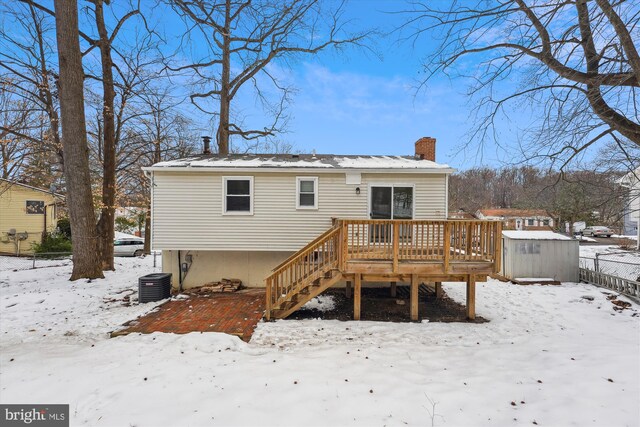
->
215;0;232;155
54;0;103;280
144;206;151;255
94;0;116;270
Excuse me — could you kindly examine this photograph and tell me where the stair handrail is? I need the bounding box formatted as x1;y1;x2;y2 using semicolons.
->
270;223;341;274
266;225;342;319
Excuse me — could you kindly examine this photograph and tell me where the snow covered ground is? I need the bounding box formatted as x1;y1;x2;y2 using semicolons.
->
1;258;639;426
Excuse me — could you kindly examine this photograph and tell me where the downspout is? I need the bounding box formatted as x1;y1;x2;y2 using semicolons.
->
177;250;183;292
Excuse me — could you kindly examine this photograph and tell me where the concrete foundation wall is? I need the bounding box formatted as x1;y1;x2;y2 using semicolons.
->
162;250;293;289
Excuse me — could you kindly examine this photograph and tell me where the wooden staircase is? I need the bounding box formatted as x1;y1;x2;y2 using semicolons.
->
265;225;342;320
265;219;502;320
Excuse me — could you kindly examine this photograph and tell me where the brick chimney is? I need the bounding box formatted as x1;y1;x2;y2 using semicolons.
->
415;137;436;161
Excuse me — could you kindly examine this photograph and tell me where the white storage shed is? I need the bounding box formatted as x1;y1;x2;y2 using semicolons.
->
501;231;579;282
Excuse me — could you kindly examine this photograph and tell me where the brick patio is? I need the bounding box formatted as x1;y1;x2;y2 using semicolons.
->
113;290;265;341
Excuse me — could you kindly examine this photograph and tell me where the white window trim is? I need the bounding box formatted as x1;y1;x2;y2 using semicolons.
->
296;176;318;210
222;176;254;215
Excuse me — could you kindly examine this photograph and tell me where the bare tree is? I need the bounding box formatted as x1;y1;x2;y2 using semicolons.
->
0;1;64;185
116;86;200;253
54;0;103;280
0;84;38;180
168;0;370;154
402;0;639;171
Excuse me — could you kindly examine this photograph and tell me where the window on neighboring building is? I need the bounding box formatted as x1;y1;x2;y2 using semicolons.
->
223;177;253;214
296;177;318;209
26;200;45;214
543;219;550;226
527;219;535;226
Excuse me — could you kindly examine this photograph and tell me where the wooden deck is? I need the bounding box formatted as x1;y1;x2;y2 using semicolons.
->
265;219;502;321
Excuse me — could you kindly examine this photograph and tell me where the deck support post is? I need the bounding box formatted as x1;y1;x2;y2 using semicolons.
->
265;278;271;321
354;274;361;320
410;274;419;321
390;281;397;298
346;280;352;298
435;281;443;299
466;274;476;320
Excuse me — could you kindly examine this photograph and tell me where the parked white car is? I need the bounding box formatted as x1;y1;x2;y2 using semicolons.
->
580;226;613;238
114;238;145;256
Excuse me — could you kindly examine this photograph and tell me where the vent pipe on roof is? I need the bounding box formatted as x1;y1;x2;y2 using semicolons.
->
202;136;212;154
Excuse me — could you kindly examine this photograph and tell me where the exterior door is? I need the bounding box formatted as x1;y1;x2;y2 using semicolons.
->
370;186;414;242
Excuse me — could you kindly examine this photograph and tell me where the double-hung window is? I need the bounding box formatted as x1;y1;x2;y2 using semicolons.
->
223;177;253;214
296;177;318;209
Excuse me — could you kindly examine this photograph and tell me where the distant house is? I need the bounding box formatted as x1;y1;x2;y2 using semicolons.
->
0;179;64;255
619;167;639;239
475;208;554;231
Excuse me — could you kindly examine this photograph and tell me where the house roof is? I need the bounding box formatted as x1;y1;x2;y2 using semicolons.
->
618;167;640;187
478;208;551;218
0;178;65;199
144;153;454;173
502;231;574;241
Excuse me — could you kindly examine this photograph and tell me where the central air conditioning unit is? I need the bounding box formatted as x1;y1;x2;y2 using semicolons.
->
138;273;172;303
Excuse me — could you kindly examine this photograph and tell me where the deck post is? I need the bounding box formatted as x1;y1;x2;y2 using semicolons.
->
466;274;476;320
346;280;352;298
341;221;349;270
390;281;397;298
435;281;443;299
443;222;451;273
410;274;419;321
494;222;503;273
354;274;361;320
392;222;399;273
265;278;271;321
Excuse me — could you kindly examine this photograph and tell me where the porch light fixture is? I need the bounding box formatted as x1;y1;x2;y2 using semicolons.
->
355;187;361;195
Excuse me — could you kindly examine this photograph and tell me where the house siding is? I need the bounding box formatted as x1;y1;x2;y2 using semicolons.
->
151;171;448;251
0;183;59;255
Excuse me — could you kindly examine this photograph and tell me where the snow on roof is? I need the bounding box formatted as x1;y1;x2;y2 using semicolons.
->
502;230;574;241
149;154;452;171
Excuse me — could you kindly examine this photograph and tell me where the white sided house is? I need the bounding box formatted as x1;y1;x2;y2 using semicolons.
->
145;138;503;320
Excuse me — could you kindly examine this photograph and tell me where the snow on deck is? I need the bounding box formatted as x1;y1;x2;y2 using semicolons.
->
1;258;638;426
503;230;575;240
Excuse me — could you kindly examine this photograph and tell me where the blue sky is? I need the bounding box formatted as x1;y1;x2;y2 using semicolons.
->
156;0;514;169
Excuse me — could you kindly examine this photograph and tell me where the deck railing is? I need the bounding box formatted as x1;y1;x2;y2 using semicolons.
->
265;219;502;315
339;219;502;271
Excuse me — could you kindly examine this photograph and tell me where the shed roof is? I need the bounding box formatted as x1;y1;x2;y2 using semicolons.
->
479;208;551;218
146;153;453;172
502;231;574;241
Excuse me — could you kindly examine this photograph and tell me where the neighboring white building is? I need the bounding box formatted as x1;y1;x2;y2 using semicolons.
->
475;208;554;230
619;167;639;240
144;138;454;289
